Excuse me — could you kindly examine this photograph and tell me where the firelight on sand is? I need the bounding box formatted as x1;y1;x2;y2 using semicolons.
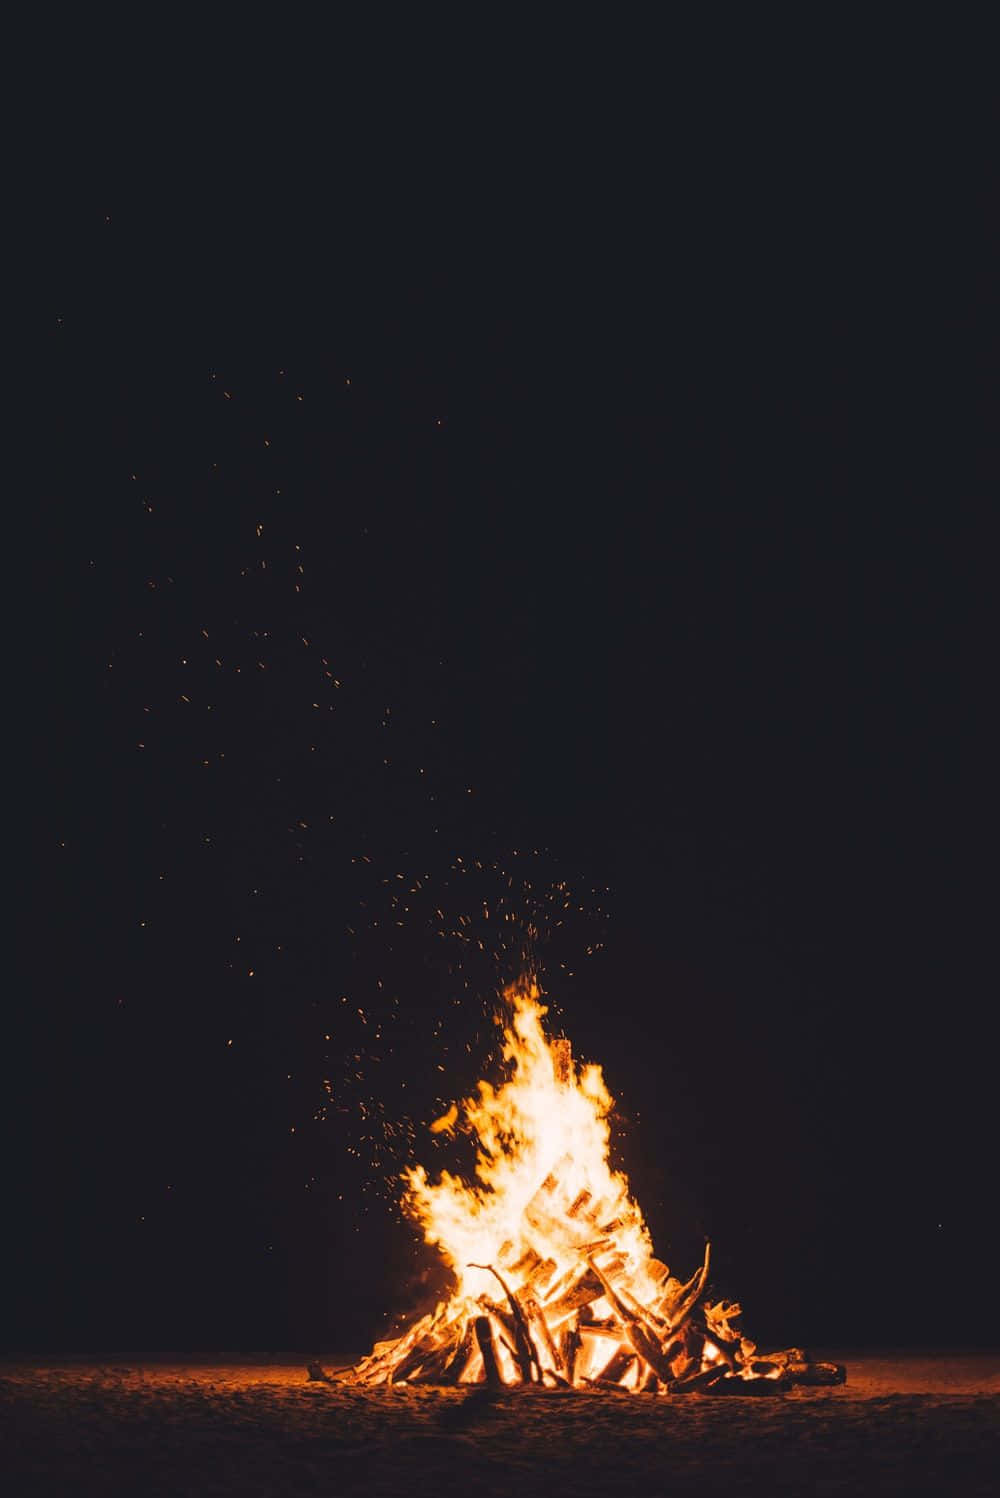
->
343;977;845;1393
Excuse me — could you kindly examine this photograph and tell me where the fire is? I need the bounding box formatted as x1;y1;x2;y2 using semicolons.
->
343;976;846;1394
403;978;650;1305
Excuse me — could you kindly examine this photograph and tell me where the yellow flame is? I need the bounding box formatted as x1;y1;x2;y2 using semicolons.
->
428;1103;459;1135
402;975;653;1302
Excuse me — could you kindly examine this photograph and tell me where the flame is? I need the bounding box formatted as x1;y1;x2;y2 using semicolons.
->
402;976;653;1303
345;972;833;1392
428;1103;459;1135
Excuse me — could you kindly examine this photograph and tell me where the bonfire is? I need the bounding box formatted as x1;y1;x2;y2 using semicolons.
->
340;977;844;1393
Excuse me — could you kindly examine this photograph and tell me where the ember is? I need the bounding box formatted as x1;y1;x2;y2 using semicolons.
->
343;977;844;1393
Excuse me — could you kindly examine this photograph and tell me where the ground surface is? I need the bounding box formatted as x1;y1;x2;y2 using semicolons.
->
2;1353;997;1496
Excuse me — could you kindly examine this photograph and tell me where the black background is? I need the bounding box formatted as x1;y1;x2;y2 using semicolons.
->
17;57;997;1357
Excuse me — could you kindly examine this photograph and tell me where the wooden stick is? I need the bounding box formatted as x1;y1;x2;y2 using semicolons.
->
521;1292;562;1374
663;1242;711;1331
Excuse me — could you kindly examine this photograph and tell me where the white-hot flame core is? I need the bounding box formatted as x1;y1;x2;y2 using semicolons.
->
402;977;654;1305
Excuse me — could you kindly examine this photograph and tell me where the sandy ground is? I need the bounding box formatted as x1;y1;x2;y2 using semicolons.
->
2;1353;997;1497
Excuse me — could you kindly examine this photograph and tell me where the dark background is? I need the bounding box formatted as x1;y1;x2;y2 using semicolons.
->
16;66;997;1357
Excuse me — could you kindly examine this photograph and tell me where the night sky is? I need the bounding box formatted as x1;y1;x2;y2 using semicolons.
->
18;102;996;1357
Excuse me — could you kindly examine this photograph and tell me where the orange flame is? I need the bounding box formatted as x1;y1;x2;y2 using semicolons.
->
402;976;654;1305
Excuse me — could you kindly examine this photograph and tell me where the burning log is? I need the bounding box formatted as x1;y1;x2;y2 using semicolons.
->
520;1291;562;1373
409;1348;453;1383
502;1244;542;1277
623;1322;677;1385
593;1347;637;1385
697;1315;741;1372
389;1319;462;1384
662;1242;711;1330
524;1201;588;1255
702;1335;739;1372
584;1258;676;1384
352;1309;438;1385
542;1265;604;1320
761;1347;807;1366
587;1258;662;1335
473;1315;503;1388
526;1256;558;1295
343;1220;838;1396
561;1318;583;1384
442;1319;478;1382
589;1250;628;1282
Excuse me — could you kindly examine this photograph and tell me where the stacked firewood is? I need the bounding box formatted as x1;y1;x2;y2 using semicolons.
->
342;1165;846;1394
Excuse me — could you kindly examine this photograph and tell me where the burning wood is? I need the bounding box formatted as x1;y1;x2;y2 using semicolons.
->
340;977;846;1394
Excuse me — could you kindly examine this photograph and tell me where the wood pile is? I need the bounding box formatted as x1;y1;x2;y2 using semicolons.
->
341;1163;846;1394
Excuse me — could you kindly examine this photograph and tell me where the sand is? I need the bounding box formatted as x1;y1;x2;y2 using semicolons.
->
2;1353;997;1496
